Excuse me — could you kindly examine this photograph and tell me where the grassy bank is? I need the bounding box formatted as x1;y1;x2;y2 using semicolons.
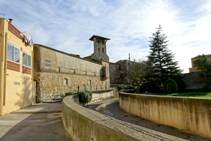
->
149;92;211;98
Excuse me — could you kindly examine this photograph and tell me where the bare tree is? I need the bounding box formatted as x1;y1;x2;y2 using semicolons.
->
129;60;147;93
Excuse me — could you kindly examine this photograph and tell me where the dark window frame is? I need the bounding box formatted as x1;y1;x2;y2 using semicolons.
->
45;58;51;68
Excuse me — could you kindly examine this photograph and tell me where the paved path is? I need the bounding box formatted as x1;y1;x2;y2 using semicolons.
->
0;102;72;141
86;99;210;141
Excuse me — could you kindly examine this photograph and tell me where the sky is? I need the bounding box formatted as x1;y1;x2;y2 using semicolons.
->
0;0;211;73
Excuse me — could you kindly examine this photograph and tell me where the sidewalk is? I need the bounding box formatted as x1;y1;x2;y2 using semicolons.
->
0;102;72;141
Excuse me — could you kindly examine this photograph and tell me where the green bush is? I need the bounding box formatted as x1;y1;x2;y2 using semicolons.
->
163;78;178;94
127;85;135;89
117;84;134;90
65;92;74;96
78;91;92;104
117;84;125;90
201;85;210;92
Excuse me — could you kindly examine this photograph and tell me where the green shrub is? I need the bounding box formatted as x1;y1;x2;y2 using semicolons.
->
117;84;134;90
65;92;74;96
163;78;178;94
117;84;125;90
78;91;92;104
201;85;210;92
126;85;135;89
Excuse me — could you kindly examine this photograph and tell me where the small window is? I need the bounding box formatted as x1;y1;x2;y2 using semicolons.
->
63;78;68;85
102;48;104;54
22;52;31;68
45;58;51;68
98;48;100;52
57;67;60;72
88;80;91;85
7;42;20;64
70;69;75;74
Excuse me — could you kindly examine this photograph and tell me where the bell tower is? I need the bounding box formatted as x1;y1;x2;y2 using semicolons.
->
89;35;110;62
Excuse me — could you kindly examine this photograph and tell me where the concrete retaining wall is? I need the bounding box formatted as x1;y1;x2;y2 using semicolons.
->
119;92;211;138
91;89;118;103
62;95;140;141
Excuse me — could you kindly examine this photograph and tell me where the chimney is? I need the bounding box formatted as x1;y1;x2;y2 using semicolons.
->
9;18;13;24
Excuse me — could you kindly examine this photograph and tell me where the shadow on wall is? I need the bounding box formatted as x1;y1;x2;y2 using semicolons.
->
15;75;32;109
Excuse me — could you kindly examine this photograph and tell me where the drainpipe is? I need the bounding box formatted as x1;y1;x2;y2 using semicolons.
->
0;31;7;115
3;32;7;106
0;61;3;115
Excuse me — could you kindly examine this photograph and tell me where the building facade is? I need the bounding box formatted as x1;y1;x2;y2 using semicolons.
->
34;35;110;102
0;18;111;114
109;60;131;84
189;54;211;73
0;18;34;115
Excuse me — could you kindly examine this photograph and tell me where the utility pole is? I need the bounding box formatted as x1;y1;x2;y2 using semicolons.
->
128;53;131;84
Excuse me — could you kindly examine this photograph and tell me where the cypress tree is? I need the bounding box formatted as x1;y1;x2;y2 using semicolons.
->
146;25;182;92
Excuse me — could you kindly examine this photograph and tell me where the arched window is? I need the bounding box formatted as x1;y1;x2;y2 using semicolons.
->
63;78;68;85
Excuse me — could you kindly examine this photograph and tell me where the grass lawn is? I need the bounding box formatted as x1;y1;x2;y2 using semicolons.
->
150;92;211;98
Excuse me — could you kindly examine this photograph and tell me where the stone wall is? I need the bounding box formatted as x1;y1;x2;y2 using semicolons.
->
34;72;110;102
34;44;110;102
119;92;211;138
182;72;205;89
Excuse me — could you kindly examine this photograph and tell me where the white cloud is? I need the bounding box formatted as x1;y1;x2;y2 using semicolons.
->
1;0;211;73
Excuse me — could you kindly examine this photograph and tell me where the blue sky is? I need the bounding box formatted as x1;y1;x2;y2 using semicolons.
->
0;0;211;73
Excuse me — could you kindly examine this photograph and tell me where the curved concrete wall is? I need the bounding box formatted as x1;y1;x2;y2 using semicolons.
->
119;92;211;138
62;95;139;141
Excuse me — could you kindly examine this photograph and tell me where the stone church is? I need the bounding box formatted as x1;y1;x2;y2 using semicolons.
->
34;35;111;102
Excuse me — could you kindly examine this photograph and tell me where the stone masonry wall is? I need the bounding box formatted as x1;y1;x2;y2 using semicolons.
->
34;72;110;102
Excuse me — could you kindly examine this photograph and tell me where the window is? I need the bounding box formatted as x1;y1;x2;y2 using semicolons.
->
102;48;104;54
57;67;60;72
98;48;100;52
88;80;91;85
7;42;20;63
63;78;68;85
22;52;31;68
45;58;51;68
70;69;75;74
